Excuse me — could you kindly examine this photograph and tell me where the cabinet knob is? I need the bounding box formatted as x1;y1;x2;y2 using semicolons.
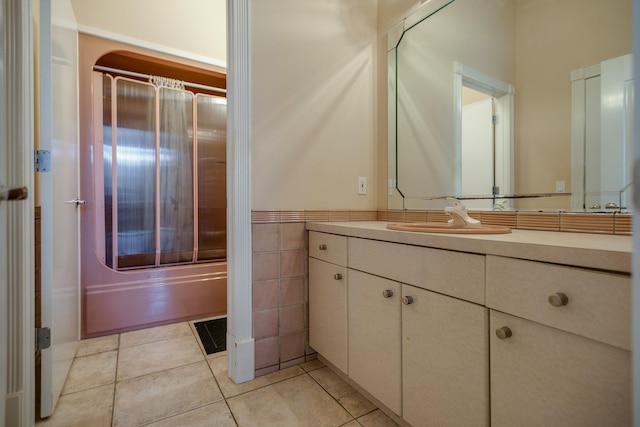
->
334;273;343;280
495;326;512;340
382;289;394;298
402;295;414;305
318;244;327;250
548;292;569;307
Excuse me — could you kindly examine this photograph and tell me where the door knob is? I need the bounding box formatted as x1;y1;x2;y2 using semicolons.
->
548;292;569;307
333;273;342;280
496;326;512;340
402;295;414;305
0;186;28;202
318;244;327;250
382;289;394;298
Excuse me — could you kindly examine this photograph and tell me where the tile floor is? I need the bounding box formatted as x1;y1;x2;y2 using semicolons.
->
36;320;399;427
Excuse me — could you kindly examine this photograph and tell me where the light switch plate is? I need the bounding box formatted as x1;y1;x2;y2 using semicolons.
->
358;177;367;195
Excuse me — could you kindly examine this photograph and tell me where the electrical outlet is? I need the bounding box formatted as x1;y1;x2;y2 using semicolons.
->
358;177;367;195
555;181;565;193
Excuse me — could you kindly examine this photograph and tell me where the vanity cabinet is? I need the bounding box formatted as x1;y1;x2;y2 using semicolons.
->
347;237;489;426
308;232;348;374
306;223;631;427
487;255;631;427
347;268;489;425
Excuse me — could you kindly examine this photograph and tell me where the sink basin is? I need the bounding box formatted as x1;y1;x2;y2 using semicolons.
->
386;222;511;234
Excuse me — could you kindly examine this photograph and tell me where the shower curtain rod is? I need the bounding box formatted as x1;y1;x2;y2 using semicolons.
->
93;65;227;94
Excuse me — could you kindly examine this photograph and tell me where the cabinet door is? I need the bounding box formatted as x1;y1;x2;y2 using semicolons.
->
348;270;402;415
402;285;489;427
308;257;348;373
491;310;631;427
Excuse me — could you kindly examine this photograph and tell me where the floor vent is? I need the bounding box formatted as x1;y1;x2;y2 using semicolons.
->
194;317;227;355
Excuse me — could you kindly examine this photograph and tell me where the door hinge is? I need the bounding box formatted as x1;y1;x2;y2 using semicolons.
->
36;327;51;351
492;115;499;125
34;150;51;172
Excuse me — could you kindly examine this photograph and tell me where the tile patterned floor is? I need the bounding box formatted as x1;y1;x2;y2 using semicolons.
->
36;320;399;427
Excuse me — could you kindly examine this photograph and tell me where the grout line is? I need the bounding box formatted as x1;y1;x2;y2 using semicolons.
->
224;399;241;427
222;365;309;401
305;368;361;421
111;333;121;427
136;401;234;427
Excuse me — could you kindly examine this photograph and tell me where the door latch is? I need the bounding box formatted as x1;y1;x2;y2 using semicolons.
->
0;186;28;202
65;198;86;207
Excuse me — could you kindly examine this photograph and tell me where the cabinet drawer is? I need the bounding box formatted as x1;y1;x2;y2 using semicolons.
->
348;237;485;304
309;231;347;266
490;310;631;427
486;255;631;350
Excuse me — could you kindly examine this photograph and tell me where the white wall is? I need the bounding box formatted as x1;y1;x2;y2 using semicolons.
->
250;0;378;210
69;0;226;65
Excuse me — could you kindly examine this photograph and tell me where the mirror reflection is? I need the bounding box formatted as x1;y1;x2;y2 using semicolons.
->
388;0;632;212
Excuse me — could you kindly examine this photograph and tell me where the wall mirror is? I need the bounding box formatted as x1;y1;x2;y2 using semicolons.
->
388;0;632;212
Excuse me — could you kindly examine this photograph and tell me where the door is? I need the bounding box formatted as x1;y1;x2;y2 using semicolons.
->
490;311;631;427
38;0;80;418
348;270;401;415
308;257;348;374
461;94;494;209
402;284;490;427
571;54;633;212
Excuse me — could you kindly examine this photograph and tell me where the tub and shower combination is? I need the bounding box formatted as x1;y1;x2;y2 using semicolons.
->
80;67;227;338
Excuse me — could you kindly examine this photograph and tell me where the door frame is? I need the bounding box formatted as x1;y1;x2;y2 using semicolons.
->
454;62;514;200
0;0;7;422
225;0;254;384
4;0;35;425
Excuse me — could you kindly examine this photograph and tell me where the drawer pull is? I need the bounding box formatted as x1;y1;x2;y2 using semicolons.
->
402;296;414;305
496;326;512;340
382;289;394;298
548;292;569;307
319;244;327;250
334;273;343;280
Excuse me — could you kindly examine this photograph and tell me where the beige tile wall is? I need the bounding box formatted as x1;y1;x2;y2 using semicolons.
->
252;221;314;377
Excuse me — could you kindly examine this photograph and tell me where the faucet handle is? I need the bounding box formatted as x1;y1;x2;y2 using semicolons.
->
444;198;481;228
445;197;468;214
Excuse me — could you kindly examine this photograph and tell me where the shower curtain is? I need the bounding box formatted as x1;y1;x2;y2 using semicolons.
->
104;75;226;269
158;87;194;264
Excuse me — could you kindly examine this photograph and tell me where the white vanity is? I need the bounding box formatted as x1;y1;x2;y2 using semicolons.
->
307;221;631;427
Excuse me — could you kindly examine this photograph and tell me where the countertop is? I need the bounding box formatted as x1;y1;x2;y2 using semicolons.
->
306;221;632;274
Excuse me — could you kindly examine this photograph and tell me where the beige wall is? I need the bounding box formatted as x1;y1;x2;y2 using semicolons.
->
69;0;226;65
70;0;380;211
250;0;378;210
515;0;631;210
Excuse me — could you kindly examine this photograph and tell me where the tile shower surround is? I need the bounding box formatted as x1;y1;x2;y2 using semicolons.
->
251;208;629;377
